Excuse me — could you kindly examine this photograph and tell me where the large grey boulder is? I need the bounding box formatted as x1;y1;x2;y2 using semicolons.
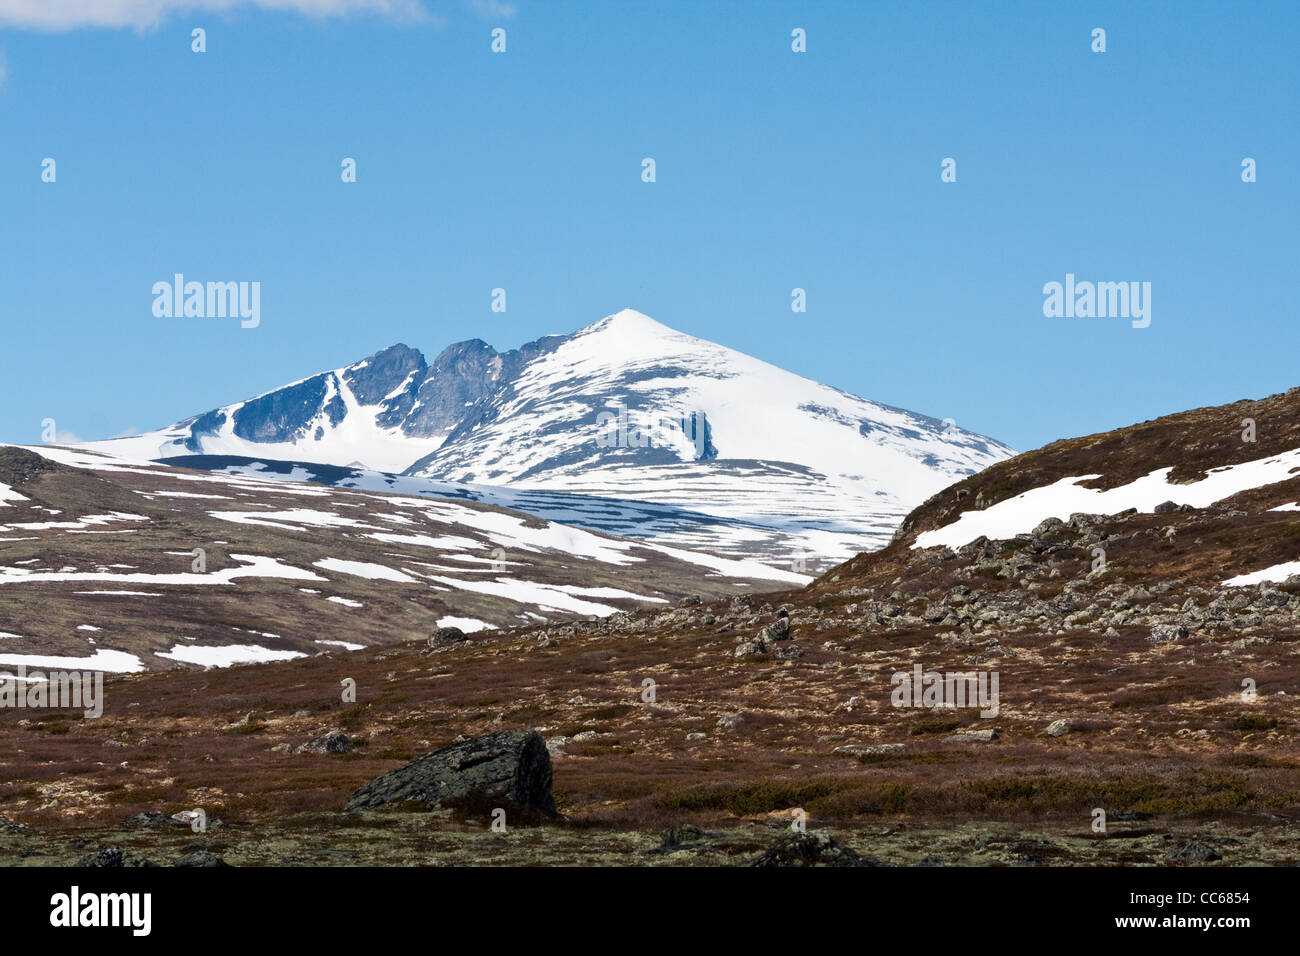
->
345;729;557;816
1149;623;1189;643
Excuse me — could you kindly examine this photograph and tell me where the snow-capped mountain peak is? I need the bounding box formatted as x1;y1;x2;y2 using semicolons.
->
85;309;1015;565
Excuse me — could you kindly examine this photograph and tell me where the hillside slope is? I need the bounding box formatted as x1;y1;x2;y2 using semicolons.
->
0;444;799;671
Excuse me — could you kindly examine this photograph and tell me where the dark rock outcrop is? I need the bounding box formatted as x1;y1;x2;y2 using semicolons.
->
345;729;557;816
173;849;231;867
429;626;469;647
748;830;888;867
1164;840;1222;863
122;811;189;829
75;847;157;868
298;730;353;754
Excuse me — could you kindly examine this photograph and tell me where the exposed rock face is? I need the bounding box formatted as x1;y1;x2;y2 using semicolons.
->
345;729;557;816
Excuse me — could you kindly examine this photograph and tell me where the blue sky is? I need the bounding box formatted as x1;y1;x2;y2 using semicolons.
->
1;0;1296;453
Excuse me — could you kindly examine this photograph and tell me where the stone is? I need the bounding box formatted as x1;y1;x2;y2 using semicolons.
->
298;730;353;755
345;729;557;816
748;830;887;867
1045;719;1074;737
122;811;188;829
760;618;791;641
75;847;156;867
833;743;904;756
944;729;999;743
428;626;470;647
1149;623;1189;643
1164;840;1222;863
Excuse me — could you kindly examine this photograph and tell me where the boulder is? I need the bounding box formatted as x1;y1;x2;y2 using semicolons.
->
1164;840;1222;863
428;626;470;647
345;729;557;816
122;811;188;829
833;743;904;756
1149;623;1189;644
75;847;156;868
1045;718;1074;737
944;729;999;743
298;730;353;755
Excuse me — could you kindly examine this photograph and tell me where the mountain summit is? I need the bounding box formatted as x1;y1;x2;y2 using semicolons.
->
87;309;1015;564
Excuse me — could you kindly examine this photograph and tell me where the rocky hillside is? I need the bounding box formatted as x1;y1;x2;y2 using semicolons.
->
0;444;798;671
810;386;1300;641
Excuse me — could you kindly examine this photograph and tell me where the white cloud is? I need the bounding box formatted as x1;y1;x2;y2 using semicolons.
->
54;430;84;444
467;0;515;18
0;0;430;31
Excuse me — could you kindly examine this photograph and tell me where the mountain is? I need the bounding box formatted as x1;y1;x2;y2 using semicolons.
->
7;388;1297;863
0;444;799;671
87;309;1015;568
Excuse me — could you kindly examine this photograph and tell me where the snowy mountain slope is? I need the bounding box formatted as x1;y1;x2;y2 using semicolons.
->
90;335;565;474
0;443;802;671
85;309;1016;565
406;311;1006;483
154;454;868;574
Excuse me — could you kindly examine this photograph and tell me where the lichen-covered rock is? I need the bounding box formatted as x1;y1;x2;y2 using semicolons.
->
75;847;157;868
172;849;230;868
748;830;886;867
1164;840;1222;863
298;730;353;755
122;811;188;829
1045;718;1074;737
1149;623;1190;643
345;729;557;816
